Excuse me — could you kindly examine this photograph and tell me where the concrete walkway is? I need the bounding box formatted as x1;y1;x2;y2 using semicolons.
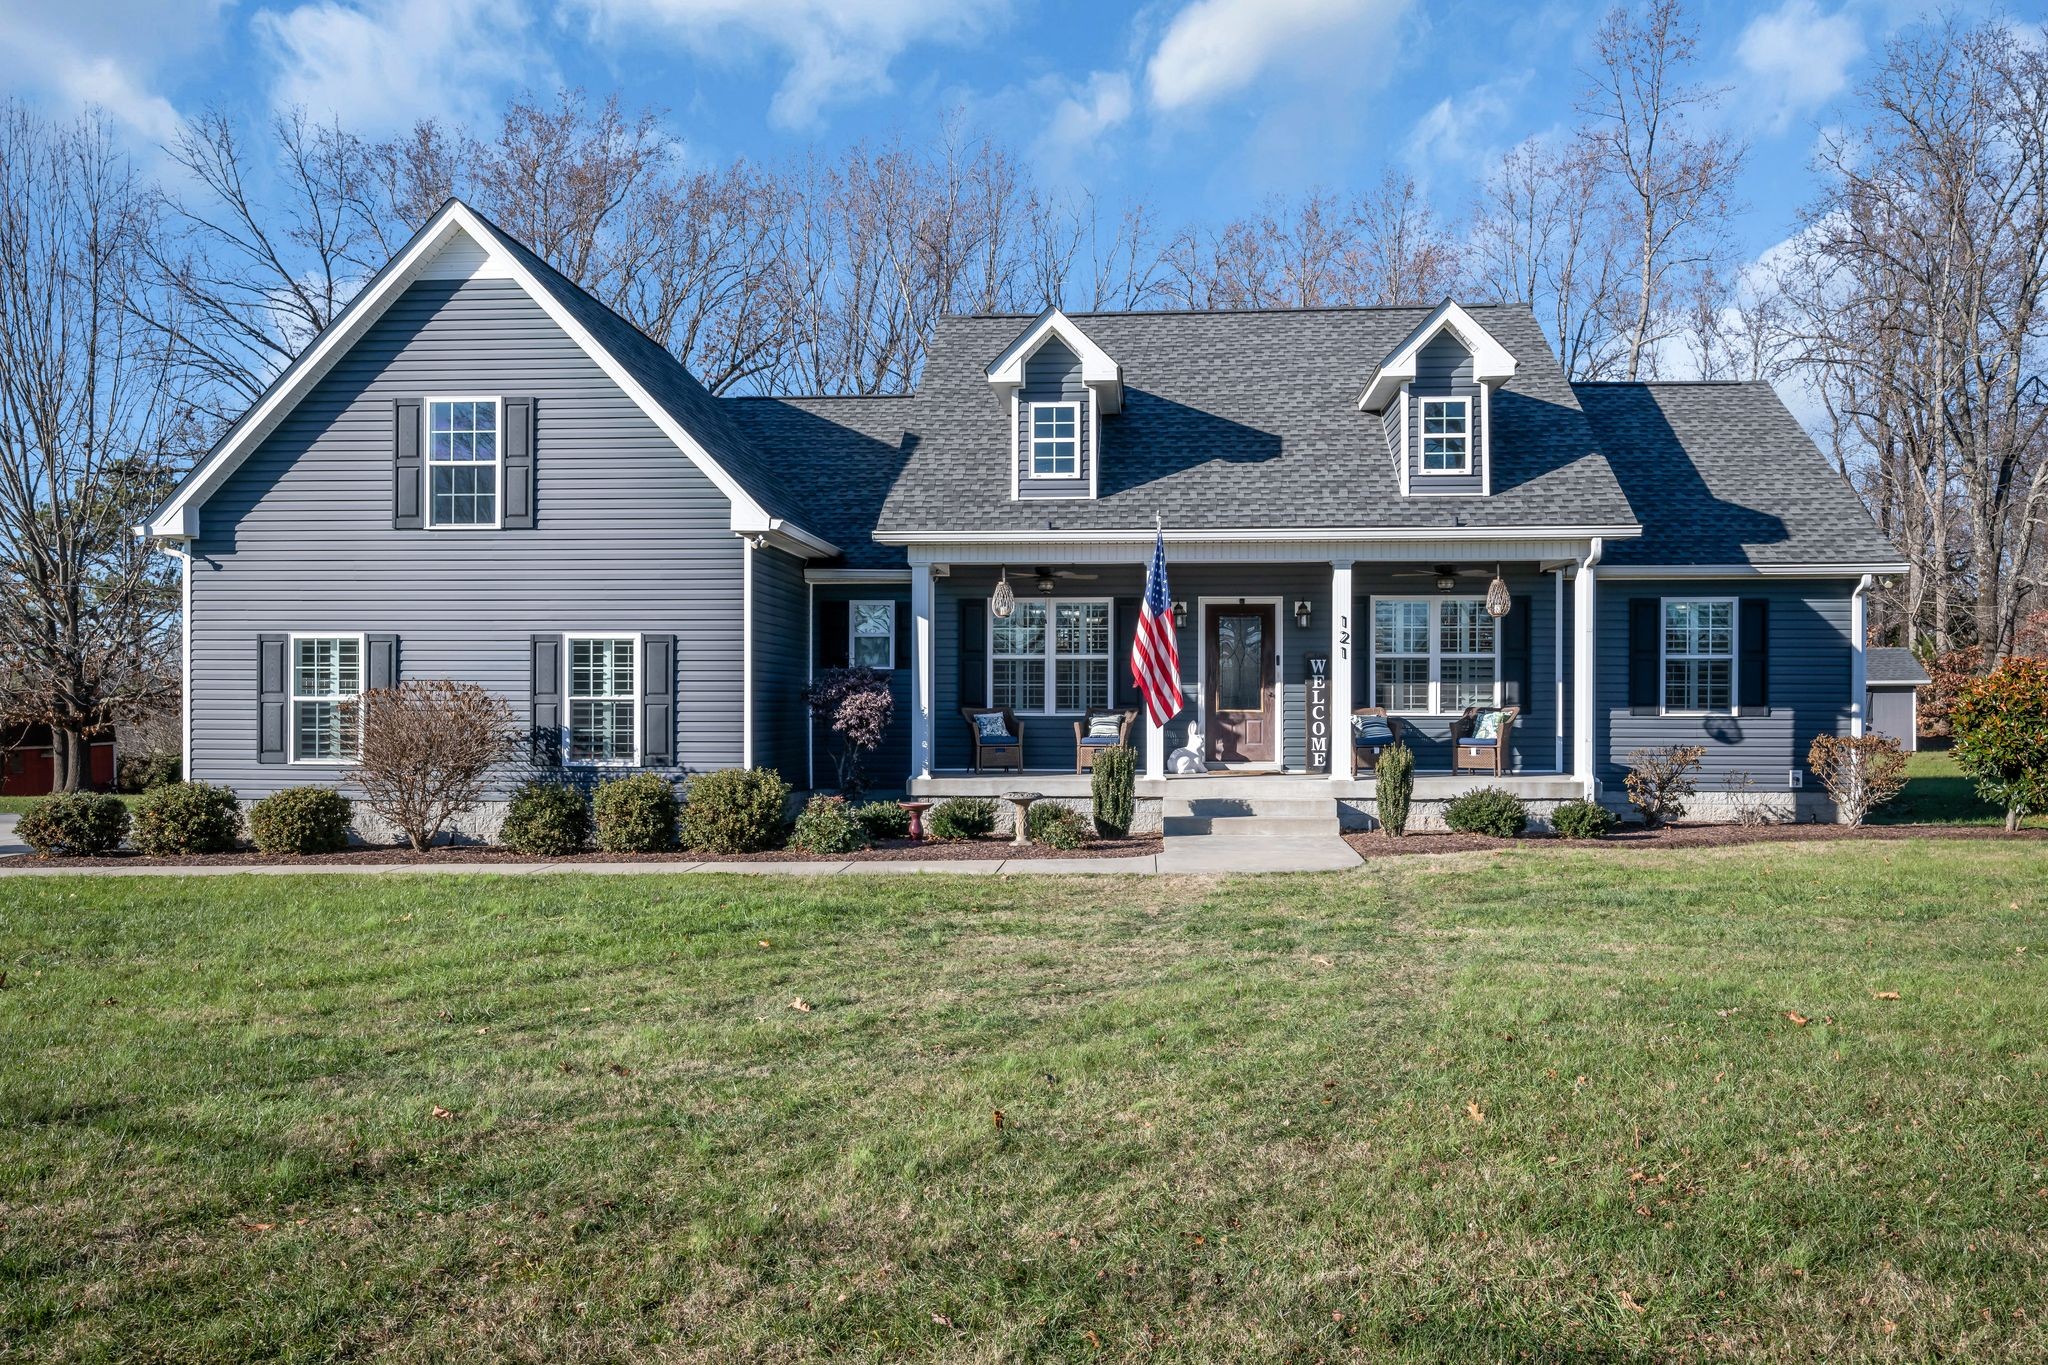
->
0;814;24;859
1157;833;1362;874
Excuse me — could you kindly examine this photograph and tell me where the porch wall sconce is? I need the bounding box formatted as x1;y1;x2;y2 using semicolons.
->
1172;600;1188;628
1293;600;1312;630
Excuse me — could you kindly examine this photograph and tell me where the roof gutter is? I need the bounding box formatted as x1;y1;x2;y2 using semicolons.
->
873;523;1644;546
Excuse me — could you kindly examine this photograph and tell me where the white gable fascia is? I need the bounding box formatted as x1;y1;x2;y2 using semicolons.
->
142;200;821;554
985;307;1124;415
1357;299;1518;412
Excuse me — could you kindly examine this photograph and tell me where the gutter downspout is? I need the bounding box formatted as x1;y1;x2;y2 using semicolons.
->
1571;537;1604;798
1850;574;1873;739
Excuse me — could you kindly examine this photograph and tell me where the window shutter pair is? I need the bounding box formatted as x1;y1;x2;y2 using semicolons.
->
256;632;396;763
527;633;675;768
1500;596;1532;711
393;397;534;529
1624;597;1769;714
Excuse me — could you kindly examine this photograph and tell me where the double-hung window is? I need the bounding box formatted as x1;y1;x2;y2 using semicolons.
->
292;635;362;762
1029;402;1079;478
1371;598;1499;712
426;396;501;527
852;601;895;669
990;599;1110;713
1419;397;1470;473
1663;599;1734;714
568;636;638;765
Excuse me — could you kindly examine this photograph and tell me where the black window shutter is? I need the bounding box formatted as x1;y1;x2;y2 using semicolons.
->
530;635;562;766
1501;595;1532;709
1739;599;1770;715
641;634;676;766
257;634;288;764
957;598;988;707
365;634;399;691
894;600;911;670
1628;597;1661;716
394;399;422;529
1113;596;1140;707
817;601;850;669
502;397;534;529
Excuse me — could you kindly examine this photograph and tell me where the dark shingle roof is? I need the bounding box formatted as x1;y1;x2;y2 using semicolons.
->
870;304;1639;537
1866;647;1931;686
725;396;919;568
1574;381;1902;568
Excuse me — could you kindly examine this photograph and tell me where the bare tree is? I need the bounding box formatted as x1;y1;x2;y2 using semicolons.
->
0;104;187;791
1470;138;1631;378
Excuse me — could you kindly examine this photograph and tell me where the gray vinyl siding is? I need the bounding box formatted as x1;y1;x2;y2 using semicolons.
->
1406;333;1484;495
1380;403;1402;476
1866;686;1918;752
1016;340;1090;499
188;274;744;798
812;584;913;791
1595;578;1857;794
751;545;809;786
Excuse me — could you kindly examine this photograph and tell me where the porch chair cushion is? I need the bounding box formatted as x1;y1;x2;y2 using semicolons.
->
1085;714;1123;740
1472;710;1507;742
973;712;1014;743
1352;715;1395;746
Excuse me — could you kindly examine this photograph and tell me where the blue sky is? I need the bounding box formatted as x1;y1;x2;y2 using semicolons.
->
0;0;1983;275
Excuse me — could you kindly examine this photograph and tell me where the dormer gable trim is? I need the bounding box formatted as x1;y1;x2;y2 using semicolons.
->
1356;299;1517;413
985;307;1124;415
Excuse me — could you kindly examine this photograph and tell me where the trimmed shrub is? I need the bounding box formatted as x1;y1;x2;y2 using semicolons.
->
854;801;912;840
1376;741;1415;837
248;786;353;855
1624;744;1705;829
1444;786;1529;838
677;767;789;854
131;782;242;856
593;772;682;853
1808;734;1909;827
1950;659;2048;832
792;795;870;854
1026;801;1091;850
1090;745;1136;837
927;796;997;841
17;793;130;857
1550;798;1616;840
499;780;591;856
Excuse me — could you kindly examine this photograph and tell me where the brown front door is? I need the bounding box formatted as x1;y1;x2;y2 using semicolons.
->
1205;604;1276;764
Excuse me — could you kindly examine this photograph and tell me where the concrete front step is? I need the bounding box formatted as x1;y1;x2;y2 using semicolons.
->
1163;815;1341;837
1165;795;1336;820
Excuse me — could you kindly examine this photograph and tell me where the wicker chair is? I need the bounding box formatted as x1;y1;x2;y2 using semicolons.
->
961;706;1025;772
1349;707;1408;774
1450;705;1520;777
1072;708;1135;773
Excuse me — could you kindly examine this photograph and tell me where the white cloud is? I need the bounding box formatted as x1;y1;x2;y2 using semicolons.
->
569;0;998;130
1407;74;1527;182
0;3;222;143
1736;0;1864;132
253;0;552;132
1038;70;1134;164
1144;0;1408;114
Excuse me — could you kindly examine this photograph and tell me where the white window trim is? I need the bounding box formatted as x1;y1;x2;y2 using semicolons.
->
1366;596;1501;716
1026;401;1081;480
851;599;896;671
1659;597;1739;717
287;632;366;765
564;631;642;768
1417;396;1472;476
423;394;505;530
987;596;1113;716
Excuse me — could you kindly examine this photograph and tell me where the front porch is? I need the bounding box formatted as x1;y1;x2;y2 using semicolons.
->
908;770;1584;801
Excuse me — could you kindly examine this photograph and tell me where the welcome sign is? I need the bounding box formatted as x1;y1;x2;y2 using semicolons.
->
1305;652;1331;773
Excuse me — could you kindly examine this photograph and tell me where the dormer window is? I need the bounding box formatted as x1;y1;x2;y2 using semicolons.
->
1029;402;1080;478
1420;397;1470;474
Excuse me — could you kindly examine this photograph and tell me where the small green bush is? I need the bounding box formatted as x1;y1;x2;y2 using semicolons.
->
927;796;997;841
593;772;681;853
1376;741;1415;837
677;767;790;854
1026;800;1091;850
499;780;591;855
1090;745;1136;837
1443;786;1529;838
792;795;870;854
1950;659;2048;832
248;786;353;855
1550;799;1616;840
131;781;242;855
17;792;131;857
854;801;912;840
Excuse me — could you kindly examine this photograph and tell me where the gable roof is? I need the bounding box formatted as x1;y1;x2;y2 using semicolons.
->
143;199;834;556
1866;647;1931;685
1574;381;1904;570
1357;299;1518;411
984;307;1124;414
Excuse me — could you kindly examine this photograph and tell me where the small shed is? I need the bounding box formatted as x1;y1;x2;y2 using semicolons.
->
1865;648;1931;752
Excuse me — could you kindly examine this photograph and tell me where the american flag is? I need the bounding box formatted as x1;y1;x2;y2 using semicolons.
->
1132;527;1183;726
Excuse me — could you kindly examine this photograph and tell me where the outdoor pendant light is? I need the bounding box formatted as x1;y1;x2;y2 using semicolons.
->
1485;564;1512;619
992;568;1016;619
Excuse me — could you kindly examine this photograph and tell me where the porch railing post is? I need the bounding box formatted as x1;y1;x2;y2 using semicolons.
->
911;559;935;781
1330;559;1354;782
1571;538;1602;796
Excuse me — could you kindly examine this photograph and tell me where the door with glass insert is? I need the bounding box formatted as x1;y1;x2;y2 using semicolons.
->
1204;604;1275;763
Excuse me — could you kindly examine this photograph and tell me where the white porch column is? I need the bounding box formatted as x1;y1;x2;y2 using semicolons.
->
1330;559;1355;781
910;559;935;780
1571;538;1603;795
1850;574;1872;737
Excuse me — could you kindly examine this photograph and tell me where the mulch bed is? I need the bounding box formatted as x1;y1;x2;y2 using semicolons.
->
1344;822;2048;859
15;834;1163;869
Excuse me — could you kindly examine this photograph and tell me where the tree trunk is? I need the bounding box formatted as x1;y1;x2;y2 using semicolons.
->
2008;806;2022;834
51;727;88;793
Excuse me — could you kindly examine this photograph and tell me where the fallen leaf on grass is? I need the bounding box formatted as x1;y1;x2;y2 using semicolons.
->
430;1105;457;1121
1466;1101;1485;1124
1882;1318;1897;1335
239;1221;275;1233
759;940;772;948
931;1312;955;1329
993;1109;1005;1131
1872;991;1901;1001
1785;1011;1810;1027
1619;1290;1646;1314
789;997;813;1013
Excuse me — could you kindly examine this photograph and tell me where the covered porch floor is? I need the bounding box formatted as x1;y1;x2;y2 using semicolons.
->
909;770;1584;801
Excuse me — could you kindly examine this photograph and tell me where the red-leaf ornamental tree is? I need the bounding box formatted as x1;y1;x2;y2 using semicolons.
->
1948;659;2048;832
801;666;893;797
347;681;516;850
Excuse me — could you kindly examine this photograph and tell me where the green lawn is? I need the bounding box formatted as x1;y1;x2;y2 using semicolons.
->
0;793;142;816
4;847;2046;1360
1870;747;2041;828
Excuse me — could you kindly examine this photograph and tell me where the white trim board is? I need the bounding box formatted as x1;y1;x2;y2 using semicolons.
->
985;307;1124;414
1358;300;1518;411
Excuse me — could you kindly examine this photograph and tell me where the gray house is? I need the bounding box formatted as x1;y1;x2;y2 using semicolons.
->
143;200;1904;832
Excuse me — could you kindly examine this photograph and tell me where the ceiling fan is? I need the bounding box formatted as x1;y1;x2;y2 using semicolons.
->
1391;563;1491;584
